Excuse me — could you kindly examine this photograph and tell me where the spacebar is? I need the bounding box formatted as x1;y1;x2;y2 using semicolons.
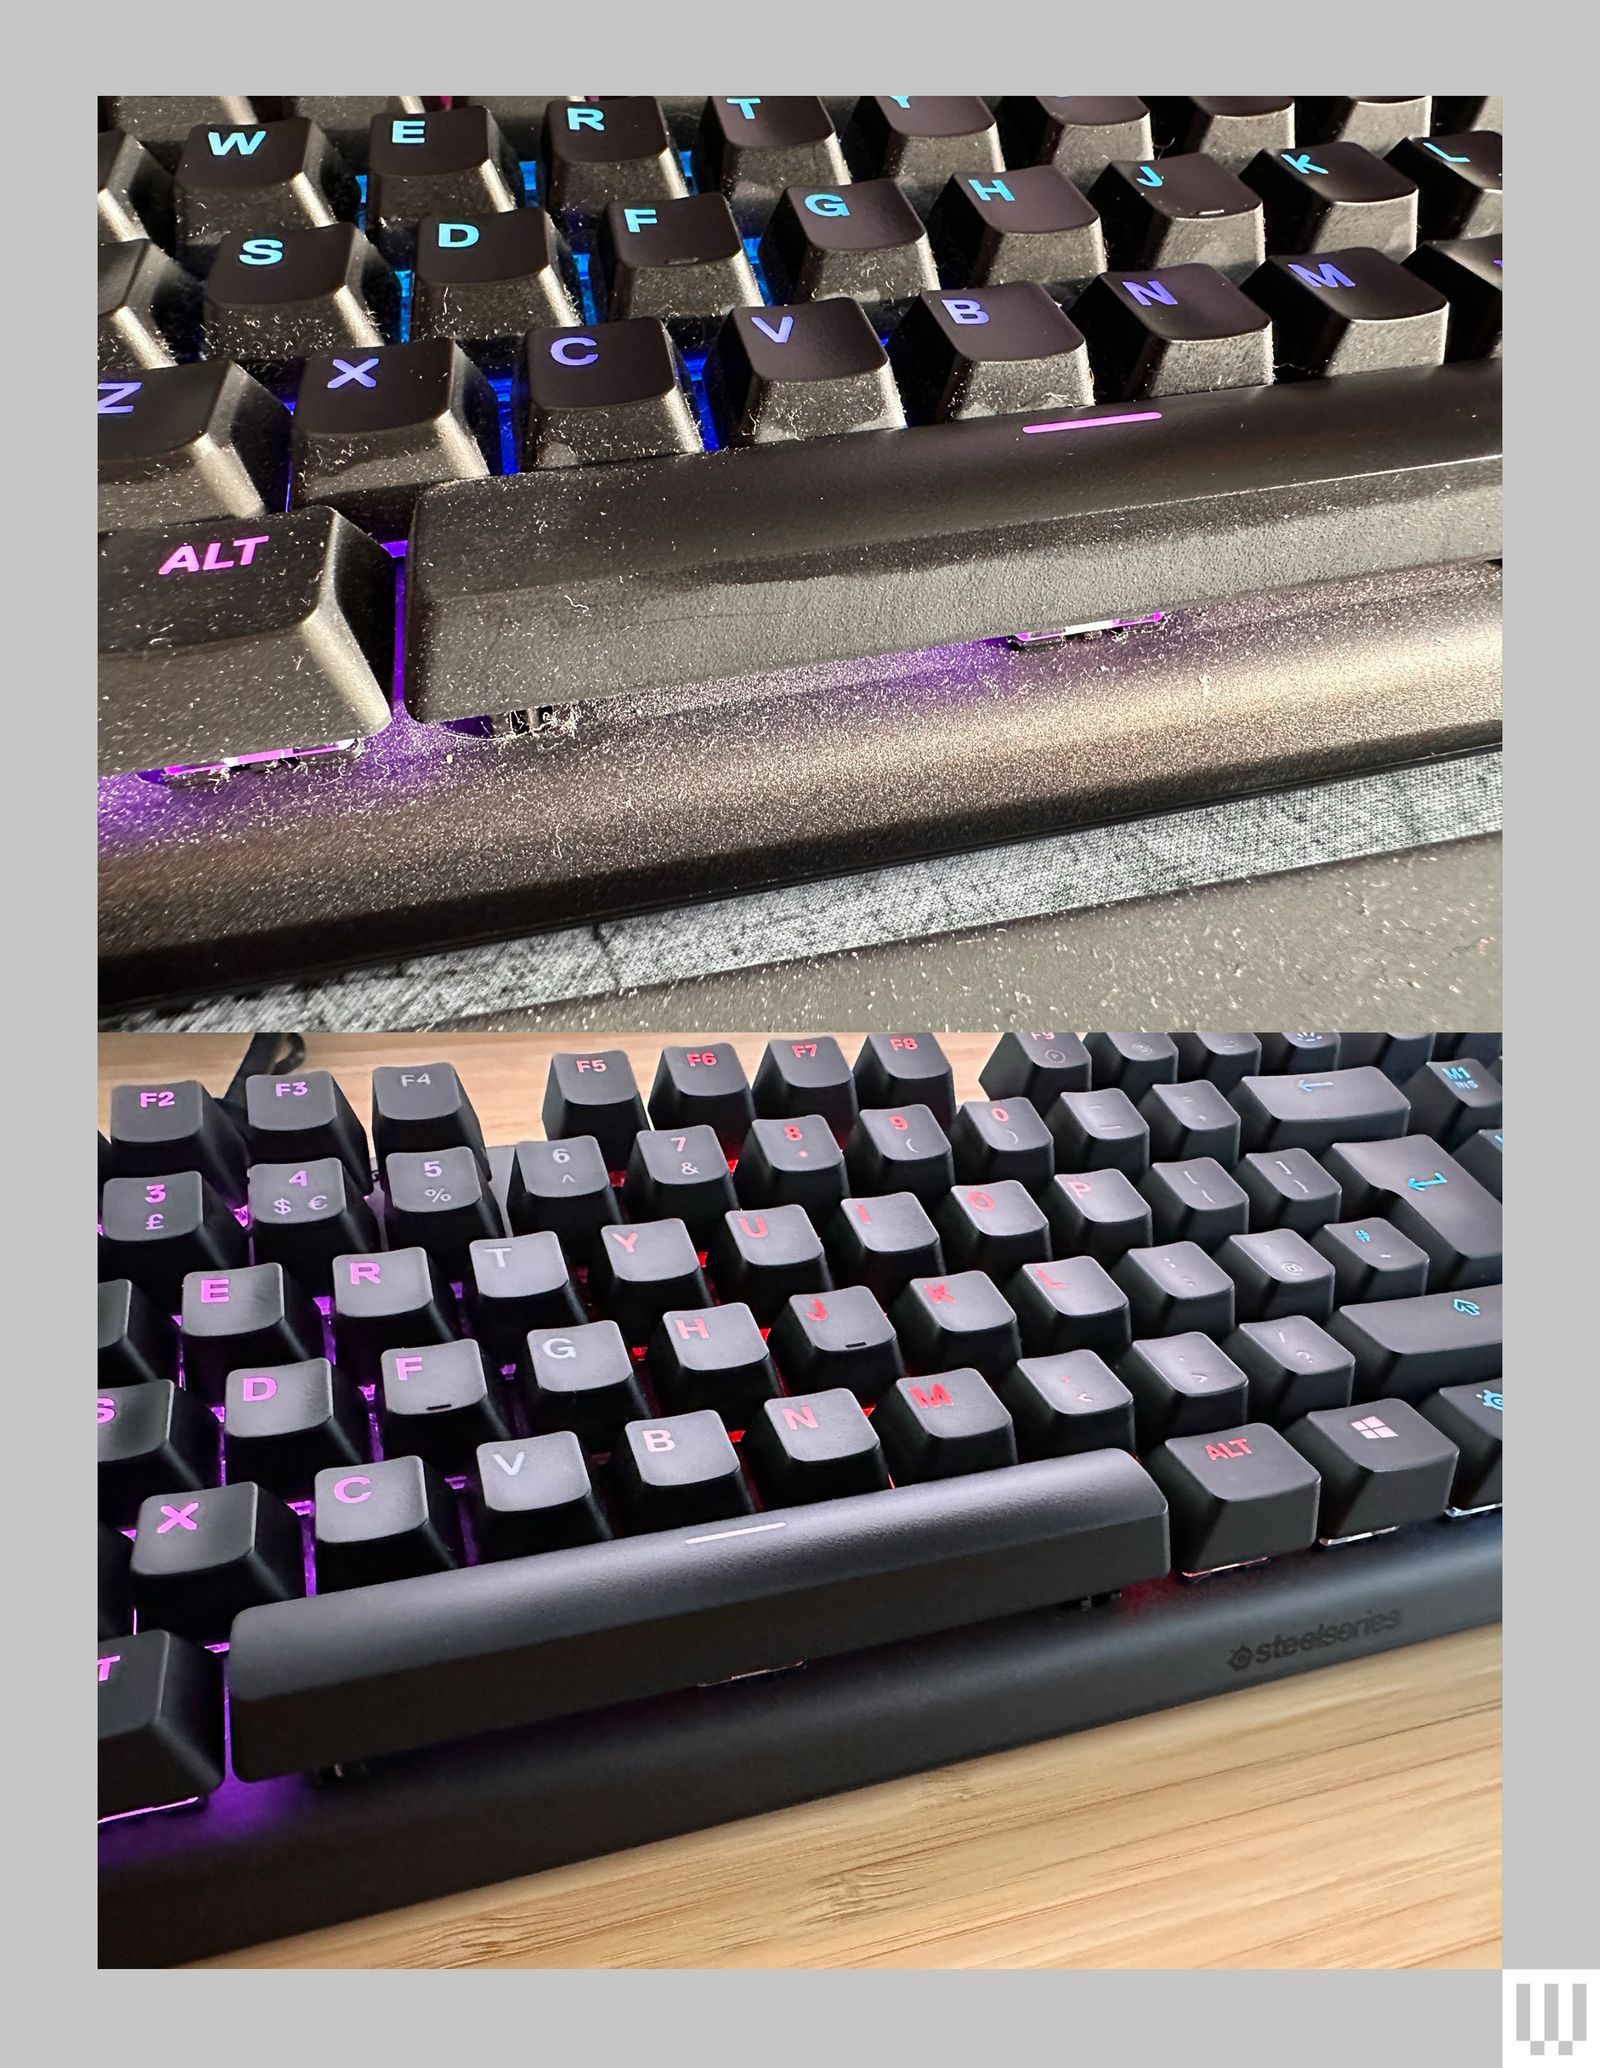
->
405;362;1502;719
228;1452;1171;1778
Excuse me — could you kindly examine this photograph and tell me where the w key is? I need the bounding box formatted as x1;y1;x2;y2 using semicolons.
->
174;118;358;272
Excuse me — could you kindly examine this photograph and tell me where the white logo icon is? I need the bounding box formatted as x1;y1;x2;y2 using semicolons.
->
1352;1414;1397;1441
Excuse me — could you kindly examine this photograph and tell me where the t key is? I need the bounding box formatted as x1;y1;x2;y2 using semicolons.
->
694;96;848;232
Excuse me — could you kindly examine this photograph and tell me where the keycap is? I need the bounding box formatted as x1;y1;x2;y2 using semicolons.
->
472;1432;612;1558
624;1125;738;1236
1328;1285;1502;1401
853;1034;956;1124
1419;1383;1503;1509
769;1284;904;1401
450;97;569;159
278;97;437;167
1224;1316;1356;1426
706;298;905;444
1404;236;1502;360
174;117;358;271
733;1115;848;1214
313;1453;463;1590
1454;1127;1503;1200
378;1340;509;1470
1085;1031;1179;1097
648;1303;780;1424
1148;1420;1321;1573
412;208;579;369
1217;1229;1336;1323
708;1204;830;1323
99;1631;225;1818
1139;1157;1250;1248
98;505;394;775
995;97;1153;184
1333;1033;1436;1082
201;224;398;391
996;1350;1136;1459
744;1389;888;1505
517;316;700;466
846;1106;956;1204
1312;1217;1432;1302
108;1075;248;1200
1433;99;1501;135
1403;1057;1502;1150
1231;1064;1411;1153
936;1180;1050;1276
1248;248;1448;376
526;1319;647;1449
826;1192;944;1300
611;1409;753;1529
230;1447;1170;1775
100;1524;133;1639
1090;157;1266;279
1321;1136;1500;1288
760;179;939;315
372;1061;489;1171
589;1219;709;1341
925;166;1106;294
1072;263;1275;399
1270;1041;1356;1088
1435;1032;1502;1063
948;1098;1056;1192
1242;145;1420;258
99;240;200;369
247;1158;379;1298
383;1146;507;1276
1169;1032;1262;1091
1295;98;1432;155
980;1033;1092;1105
750;1038;857;1139
1236;1147;1342;1234
1043;1169;1152;1262
876;1368;1017;1480
99;129;176;249
541;97;687;227
330;1245;457;1383
1147;98;1296;171
542;1049;649;1170
649;1043;756;1151
1115;1242;1236;1337
365;105;522;265
1140;1079;1243;1163
509;1135;621;1259
845;97;1002;208
1287;1398;1458;1538
222;1358;369;1499
1118;1333;1251;1447
1049;1088;1151;1176
891;283;1092;422
1006;1256;1132;1359
102;96;263;171
1388;133;1501;236
100;1171;248;1308
98;1379;219;1526
598;193;759;347
179;1260;323;1400
98;1277;177;1388
891;1271;1022;1379
131;1481;304;1639
463;1231;584;1361
245;1067;371;1184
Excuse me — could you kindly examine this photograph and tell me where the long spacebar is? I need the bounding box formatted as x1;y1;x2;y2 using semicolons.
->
405;362;1502;719
228;1451;1171;1778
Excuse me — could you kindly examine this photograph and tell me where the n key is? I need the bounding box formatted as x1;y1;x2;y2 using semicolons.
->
744;1388;889;1505
1071;265;1273;400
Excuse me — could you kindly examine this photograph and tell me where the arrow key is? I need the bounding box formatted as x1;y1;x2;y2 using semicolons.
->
1328;1284;1502;1401
1419;1382;1502;1509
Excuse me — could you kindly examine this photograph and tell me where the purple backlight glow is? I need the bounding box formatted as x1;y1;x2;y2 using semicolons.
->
1023;411;1163;435
98;1795;203;1827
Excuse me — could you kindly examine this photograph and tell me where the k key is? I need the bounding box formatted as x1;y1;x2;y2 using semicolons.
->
1242;145;1420;259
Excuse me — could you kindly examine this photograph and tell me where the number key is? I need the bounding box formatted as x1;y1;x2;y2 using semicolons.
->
247;1156;380;1296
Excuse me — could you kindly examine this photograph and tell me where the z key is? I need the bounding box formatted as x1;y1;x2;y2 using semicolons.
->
98;361;290;528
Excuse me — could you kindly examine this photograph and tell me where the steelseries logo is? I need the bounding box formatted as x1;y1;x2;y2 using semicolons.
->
1227;1608;1402;1671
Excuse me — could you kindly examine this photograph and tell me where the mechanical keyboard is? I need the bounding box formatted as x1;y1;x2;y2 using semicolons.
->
97;1030;1504;1965
96;97;1503;1012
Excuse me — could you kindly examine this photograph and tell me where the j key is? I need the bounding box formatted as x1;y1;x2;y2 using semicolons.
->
201;225;399;389
1216;1229;1336;1323
245;1067;371;1185
1403;1058;1502;1150
844;96;1002;212
1118;1333;1251;1447
1090;157;1266;280
612;1409;753;1529
109;1077;248;1201
101;97;263;172
472;1432;612;1558
99;241;200;371
769;1284;904;1401
733;1115;848;1214
1388;133;1502;237
541;98;687;227
291;338;499;534
100;1525;133;1639
1286;1398;1458;1538
100;1171;248;1308
707;298;905;445
708;1205;830;1323
624;1125;738;1236
173;118;358;271
453;98;572;158
949;1098;1056;1192
99;503;394;776
542;1049;648;1170
98;1632;225;1819
99;1380;219;1526
980;1033;1091;1106
99;1277;177;1387
876;1368;1017;1481
649;1043;756;1151
384;1146;506;1275
694;96;848;232
826;1193;944;1300
1419;1382;1503;1509
313;1453;463;1591
1072;264;1274;400
760;180;939;317
1321;1137;1499;1289
854;1033;956;1124
1140;1079;1242;1163
891;283;1092;422
590;1219;709;1341
131;1481;304;1639
1404;236;1503;360
1225;1316;1356;1426
379;1340;509;1470
509;1136;620;1260
278;97;436;167
517;317;701;466
1148;1421;1321;1573
1455;1128;1503;1201
1237;1147;1342;1234
648;1302;779;1424
1115;1242;1236;1338
1334;1033;1436;1082
1295;98;1432;156
1139;1157;1250;1248
412;209;579;369
891;1271;1021;1380
999;1350;1136;1458
100;129;176;249
331;1246;457;1382
753;1036;859;1138
1313;1217;1431;1303
179;1261;322;1400
222;1358;369;1498
1049;1088;1151;1176
600;194;760;348
372;1061;489;1172
937;1181;1050;1277
847;1106;955;1203
1169;1032;1262;1092
526;1319;647;1448
926;166;1106;295
1231;1065;1410;1154
248;1158;380;1298
1329;1284;1502;1402
994;97;1153;185
1248;249;1448;377
1044;1169;1152;1262
1147;98;1296;171
463;1231;584;1360
1085;1032;1179;1098
365;105;522;265
1243;146;1420;260
1006;1255;1132;1359
745;1388;889;1506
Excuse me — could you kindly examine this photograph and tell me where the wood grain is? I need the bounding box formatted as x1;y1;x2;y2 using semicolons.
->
98;1033;1502;1971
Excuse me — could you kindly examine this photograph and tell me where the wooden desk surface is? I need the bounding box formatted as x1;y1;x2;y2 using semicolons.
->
98;1033;1502;1971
